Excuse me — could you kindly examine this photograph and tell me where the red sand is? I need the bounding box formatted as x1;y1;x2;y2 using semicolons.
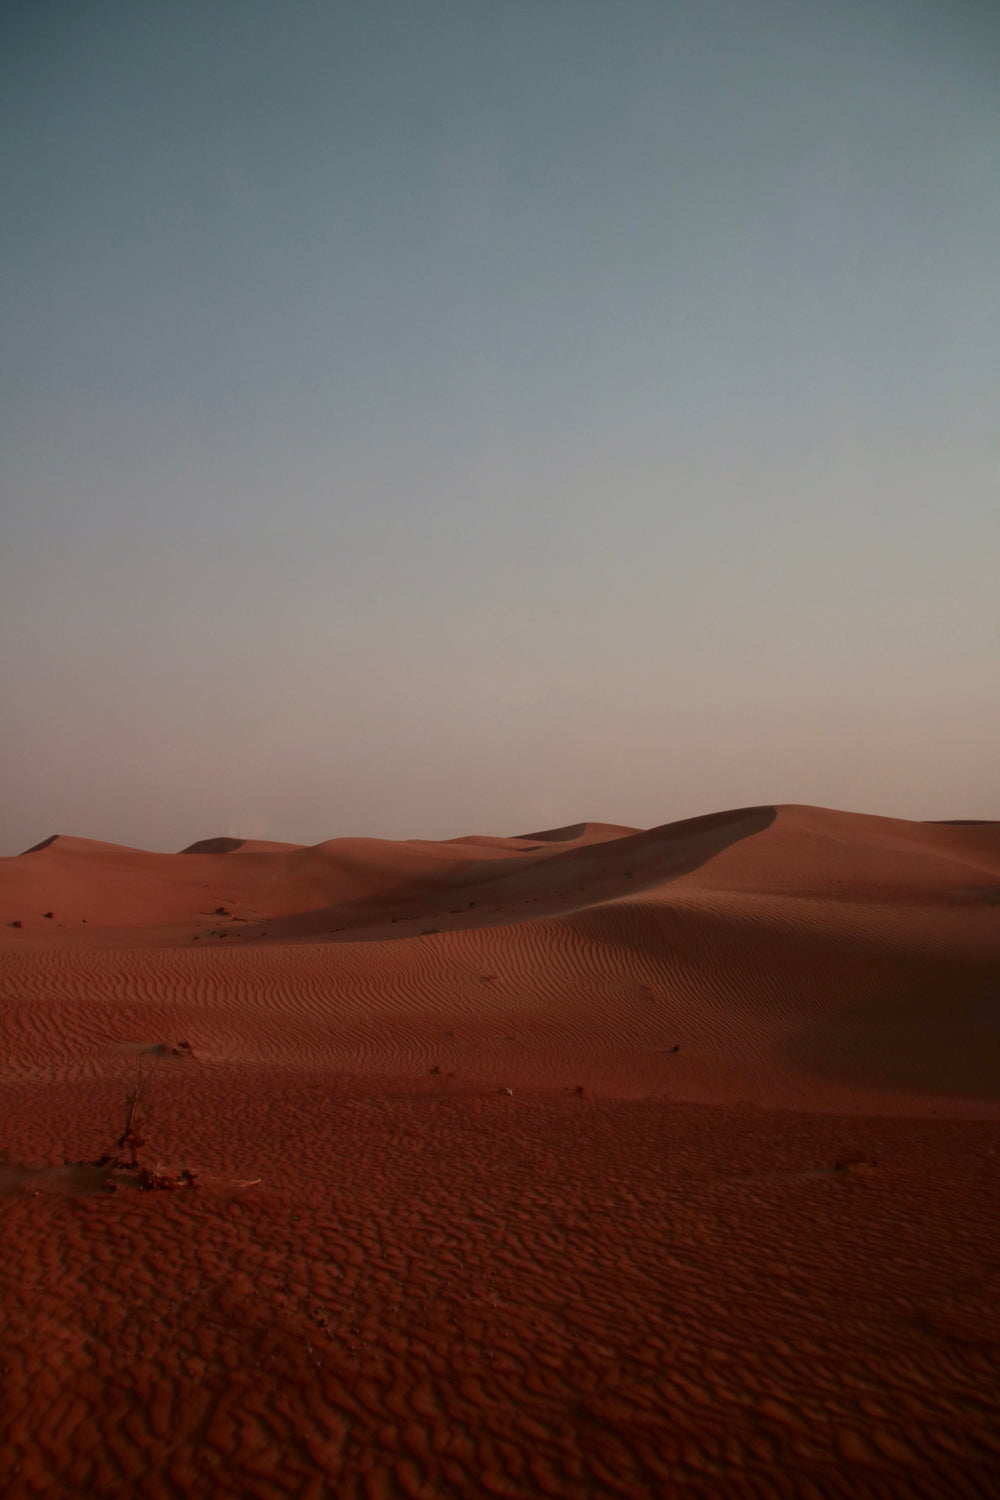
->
2;805;999;1497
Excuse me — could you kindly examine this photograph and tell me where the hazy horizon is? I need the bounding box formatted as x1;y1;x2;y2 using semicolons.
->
2;0;998;855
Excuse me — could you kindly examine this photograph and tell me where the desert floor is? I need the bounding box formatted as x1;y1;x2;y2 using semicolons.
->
2;805;999;1498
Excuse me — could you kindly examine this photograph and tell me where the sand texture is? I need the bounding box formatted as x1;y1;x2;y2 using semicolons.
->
2;804;999;1497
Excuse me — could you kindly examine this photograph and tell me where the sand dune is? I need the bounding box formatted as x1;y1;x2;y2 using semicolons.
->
9;805;996;939
1;804;997;1110
2;804;999;1497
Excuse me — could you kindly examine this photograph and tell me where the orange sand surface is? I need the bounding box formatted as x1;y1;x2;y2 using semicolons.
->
2;805;999;1497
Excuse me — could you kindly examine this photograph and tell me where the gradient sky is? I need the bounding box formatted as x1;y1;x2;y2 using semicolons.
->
2;0;998;853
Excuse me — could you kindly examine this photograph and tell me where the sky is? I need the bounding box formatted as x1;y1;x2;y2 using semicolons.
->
1;0;998;853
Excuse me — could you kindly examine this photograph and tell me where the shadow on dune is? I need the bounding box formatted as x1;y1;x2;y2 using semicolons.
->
19;834;60;854
179;836;248;854
515;822;591;842
785;976;1000;1101
264;805;778;941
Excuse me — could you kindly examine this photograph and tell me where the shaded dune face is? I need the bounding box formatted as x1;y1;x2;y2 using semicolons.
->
259;806;778;941
513;821;640;844
179;836;247;855
1;807;777;941
516;821;591;842
19;834;60;854
786;980;1000;1100
178;837;307;855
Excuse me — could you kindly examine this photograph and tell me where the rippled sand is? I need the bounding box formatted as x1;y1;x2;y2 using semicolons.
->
2;806;999;1497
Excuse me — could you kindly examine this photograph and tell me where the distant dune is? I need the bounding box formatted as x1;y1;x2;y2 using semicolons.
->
2;804;999;1497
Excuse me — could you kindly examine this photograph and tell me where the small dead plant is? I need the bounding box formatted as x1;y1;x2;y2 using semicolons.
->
97;1054;197;1191
118;1054;159;1166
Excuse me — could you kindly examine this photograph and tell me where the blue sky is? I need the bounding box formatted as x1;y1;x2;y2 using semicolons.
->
1;0;997;850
